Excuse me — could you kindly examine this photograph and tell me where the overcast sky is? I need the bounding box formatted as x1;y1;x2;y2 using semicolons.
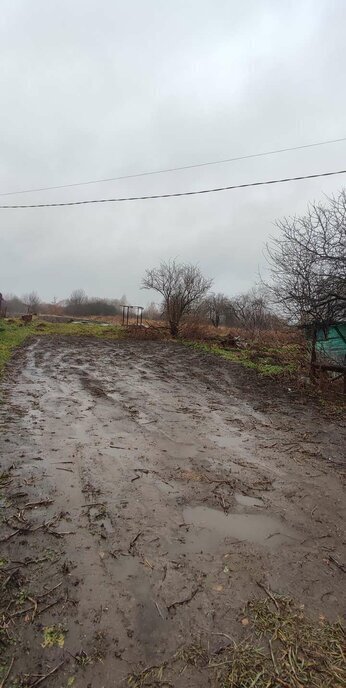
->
1;0;345;305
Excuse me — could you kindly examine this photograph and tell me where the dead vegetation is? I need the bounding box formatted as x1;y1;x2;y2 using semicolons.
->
180;322;346;401
126;594;345;687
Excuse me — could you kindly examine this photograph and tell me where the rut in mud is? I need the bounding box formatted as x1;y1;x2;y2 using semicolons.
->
0;337;345;687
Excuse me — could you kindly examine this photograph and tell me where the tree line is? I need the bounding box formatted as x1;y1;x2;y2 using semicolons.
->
3;189;345;336
3;290;129;318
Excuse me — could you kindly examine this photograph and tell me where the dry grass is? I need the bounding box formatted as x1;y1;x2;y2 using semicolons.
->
127;663;167;687
124;323;169;340
215;595;345;688
126;595;345;687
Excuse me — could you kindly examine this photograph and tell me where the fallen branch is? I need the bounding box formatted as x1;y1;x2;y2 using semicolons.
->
81;502;105;508
0;657;14;688
9;583;63;619
256;581;280;610
129;531;142;552
167;586;201;612
27;596;38;622
0;529;21;543
8;492;28;499
24;500;53;509
203;474;234;488
30;660;65;687
2;569;19;588
328;554;345;573
0;656;14;688
36;596;63;617
37;582;62;599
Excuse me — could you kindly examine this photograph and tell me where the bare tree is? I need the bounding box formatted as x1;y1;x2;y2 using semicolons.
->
3;294;25;315
22;291;41;314
65;289;88;315
265;190;346;324
230;288;278;331
143;301;161;320
203;292;231;327
142;260;212;336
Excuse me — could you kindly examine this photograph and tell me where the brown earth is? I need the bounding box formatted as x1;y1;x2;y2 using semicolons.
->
0;336;345;687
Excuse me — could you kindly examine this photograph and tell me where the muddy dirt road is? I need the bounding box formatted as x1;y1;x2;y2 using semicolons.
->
0;337;345;686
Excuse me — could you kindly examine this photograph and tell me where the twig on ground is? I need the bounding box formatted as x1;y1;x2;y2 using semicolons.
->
36;597;63;617
256;581;280;610
24;500;53;508
30;660;65;687
37;582;62;599
129;531;142;552
2;569;19;588
203;474;234;487
153;600;165;620
0;656;14;688
328;554;345;573
0;529;21;543
27;596;38;622
81;502;105;508
167;586;201;612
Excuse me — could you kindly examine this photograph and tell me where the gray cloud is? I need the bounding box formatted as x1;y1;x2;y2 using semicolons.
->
1;0;345;304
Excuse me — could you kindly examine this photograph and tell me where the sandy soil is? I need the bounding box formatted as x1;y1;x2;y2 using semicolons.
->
0;337;345;687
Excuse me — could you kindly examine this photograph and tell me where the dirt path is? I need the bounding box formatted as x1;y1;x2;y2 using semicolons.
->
0;337;345;686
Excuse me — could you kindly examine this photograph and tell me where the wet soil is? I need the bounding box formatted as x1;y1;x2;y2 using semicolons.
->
0;337;345;687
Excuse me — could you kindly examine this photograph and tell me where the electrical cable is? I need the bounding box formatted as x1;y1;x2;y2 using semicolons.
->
1;136;345;197
0;169;345;209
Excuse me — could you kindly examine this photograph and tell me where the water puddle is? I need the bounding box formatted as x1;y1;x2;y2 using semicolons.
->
211;434;244;451
183;505;296;550
235;493;263;507
156;438;199;460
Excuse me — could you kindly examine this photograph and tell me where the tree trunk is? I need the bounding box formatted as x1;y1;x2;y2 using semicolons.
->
310;326;318;381
169;321;179;337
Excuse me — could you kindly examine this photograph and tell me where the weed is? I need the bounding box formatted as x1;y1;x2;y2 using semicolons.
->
42;624;66;648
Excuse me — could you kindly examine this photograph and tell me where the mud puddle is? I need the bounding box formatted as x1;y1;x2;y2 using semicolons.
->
183;505;297;548
234;493;264;507
0;337;344;687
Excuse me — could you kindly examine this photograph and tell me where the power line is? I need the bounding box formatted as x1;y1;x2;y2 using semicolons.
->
0;169;345;209
1;136;346;197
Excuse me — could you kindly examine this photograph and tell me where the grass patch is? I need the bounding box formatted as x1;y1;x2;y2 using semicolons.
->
126;595;345;687
42;624;66;648
215;595;344;687
182;340;299;376
0;319;124;377
0;323;31;376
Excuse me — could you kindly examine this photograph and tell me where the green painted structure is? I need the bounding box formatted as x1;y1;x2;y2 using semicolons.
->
315;322;346;365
